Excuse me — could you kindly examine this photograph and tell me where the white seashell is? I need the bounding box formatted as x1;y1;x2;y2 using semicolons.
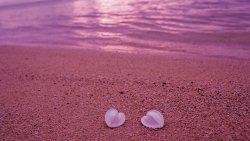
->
141;109;164;129
105;108;125;128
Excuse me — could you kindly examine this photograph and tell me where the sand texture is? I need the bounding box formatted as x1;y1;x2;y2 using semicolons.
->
0;46;249;140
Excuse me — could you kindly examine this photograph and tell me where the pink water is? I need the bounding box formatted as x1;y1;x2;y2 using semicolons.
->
0;0;250;59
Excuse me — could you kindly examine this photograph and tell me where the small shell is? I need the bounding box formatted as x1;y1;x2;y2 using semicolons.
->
141;110;164;128
105;108;125;128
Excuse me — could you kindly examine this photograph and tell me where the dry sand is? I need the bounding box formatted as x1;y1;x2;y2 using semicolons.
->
0;46;249;140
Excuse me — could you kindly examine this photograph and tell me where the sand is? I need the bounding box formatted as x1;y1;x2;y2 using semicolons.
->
0;46;249;141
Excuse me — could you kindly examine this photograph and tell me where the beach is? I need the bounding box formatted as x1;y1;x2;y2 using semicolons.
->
1;0;250;140
0;46;249;140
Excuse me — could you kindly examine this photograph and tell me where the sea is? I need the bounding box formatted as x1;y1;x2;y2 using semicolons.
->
0;0;250;59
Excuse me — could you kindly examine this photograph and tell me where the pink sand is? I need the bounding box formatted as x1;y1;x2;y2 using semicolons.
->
0;46;249;140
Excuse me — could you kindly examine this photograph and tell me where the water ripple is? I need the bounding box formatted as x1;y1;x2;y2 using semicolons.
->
0;0;249;58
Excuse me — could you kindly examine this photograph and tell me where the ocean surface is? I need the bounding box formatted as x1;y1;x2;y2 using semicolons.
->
0;0;250;59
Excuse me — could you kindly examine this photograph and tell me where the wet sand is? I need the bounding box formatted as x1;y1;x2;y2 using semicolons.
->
0;46;249;140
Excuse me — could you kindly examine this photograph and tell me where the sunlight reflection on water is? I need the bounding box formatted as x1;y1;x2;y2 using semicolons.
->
0;0;250;58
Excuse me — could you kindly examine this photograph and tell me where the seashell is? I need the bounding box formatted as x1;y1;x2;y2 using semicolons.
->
105;108;125;128
141;109;164;129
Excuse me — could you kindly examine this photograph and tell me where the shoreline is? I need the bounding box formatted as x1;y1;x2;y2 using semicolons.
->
0;46;249;140
1;43;250;61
